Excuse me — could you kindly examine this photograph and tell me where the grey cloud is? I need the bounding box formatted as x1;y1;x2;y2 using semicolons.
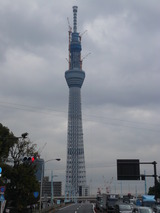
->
0;0;160;194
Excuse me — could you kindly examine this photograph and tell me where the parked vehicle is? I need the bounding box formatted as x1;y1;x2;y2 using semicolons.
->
123;196;130;204
142;195;156;208
132;206;153;213
95;194;103;211
95;193;119;212
106;194;119;213
129;202;135;210
114;203;132;213
153;205;160;213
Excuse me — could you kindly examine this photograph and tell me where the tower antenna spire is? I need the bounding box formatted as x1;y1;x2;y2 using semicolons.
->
73;6;78;32
65;6;87;199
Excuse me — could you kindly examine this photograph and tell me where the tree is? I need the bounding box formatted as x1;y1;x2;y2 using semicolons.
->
148;180;160;198
5;162;40;211
0;123;18;187
0;123;17;162
0;124;40;212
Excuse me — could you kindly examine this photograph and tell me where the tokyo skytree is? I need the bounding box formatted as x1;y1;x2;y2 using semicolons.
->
65;6;86;197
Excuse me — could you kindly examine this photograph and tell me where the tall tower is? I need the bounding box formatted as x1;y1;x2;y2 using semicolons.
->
65;6;86;197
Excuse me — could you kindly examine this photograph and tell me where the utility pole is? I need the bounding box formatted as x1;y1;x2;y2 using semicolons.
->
140;161;158;200
39;158;60;212
153;161;158;200
144;170;147;194
51;171;53;206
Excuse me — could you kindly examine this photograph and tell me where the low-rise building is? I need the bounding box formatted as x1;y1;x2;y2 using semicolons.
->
42;176;62;197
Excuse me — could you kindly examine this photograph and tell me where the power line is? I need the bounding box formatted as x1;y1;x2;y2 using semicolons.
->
0;100;160;133
0;101;66;115
83;113;160;127
83;116;160;133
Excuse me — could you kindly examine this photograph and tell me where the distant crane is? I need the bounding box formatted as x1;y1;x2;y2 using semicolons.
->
67;17;72;32
79;30;88;70
102;175;107;193
106;177;113;193
80;52;91;69
37;142;47;158
79;30;87;41
67;17;72;69
81;52;91;61
97;187;101;195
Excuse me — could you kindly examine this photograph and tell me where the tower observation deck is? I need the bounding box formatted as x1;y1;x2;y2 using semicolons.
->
65;6;86;197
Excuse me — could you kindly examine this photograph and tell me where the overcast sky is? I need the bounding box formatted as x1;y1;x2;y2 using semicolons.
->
1;0;160;195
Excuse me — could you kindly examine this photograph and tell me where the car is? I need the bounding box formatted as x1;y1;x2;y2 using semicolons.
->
153;205;160;213
129;203;135;210
132;206;153;213
114;203;132;213
95;194;103;211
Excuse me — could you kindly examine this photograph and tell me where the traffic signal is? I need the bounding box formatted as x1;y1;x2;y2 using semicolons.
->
31;157;35;162
141;175;145;181
23;156;35;163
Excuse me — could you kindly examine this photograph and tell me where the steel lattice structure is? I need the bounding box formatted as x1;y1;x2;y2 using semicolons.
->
65;6;86;197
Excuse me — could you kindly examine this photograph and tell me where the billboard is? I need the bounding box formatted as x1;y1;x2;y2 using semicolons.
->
117;159;140;180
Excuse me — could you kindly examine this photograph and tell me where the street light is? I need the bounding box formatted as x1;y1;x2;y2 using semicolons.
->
39;158;61;212
51;172;58;206
21;132;28;139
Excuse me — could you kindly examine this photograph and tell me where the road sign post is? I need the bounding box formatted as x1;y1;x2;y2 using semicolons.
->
0;187;5;193
0;167;2;177
0;200;6;213
117;159;158;200
117;159;140;180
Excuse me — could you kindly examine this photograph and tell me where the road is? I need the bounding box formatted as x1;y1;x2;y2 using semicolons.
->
54;202;96;213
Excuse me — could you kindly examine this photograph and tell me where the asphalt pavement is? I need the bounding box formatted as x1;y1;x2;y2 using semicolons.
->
54;202;96;213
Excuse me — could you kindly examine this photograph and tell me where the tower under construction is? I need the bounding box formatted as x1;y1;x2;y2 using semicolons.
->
65;6;87;197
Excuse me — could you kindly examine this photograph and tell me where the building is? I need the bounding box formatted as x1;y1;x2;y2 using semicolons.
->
35;158;44;182
42;177;62;197
65;6;87;197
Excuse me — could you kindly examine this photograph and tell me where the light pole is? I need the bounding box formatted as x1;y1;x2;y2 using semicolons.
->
39;158;61;212
51;171;58;206
118;182;122;197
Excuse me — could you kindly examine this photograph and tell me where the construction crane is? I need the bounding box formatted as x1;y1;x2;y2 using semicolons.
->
106;177;113;193
79;30;88;70
97;187;101;195
81;52;91;61
37;142;47;158
80;52;91;69
79;30;87;41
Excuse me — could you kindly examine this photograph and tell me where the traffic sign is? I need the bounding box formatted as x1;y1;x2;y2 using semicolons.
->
0;186;5;193
117;159;140;180
33;192;39;198
0;194;5;201
0;167;2;177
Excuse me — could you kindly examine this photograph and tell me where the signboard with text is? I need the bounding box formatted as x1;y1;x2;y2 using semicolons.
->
117;159;140;180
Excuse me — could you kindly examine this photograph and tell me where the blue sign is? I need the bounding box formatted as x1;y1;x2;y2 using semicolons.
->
136;199;142;206
0;194;5;201
0;167;2;177
57;200;60;205
0;186;5;193
33;192;39;198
